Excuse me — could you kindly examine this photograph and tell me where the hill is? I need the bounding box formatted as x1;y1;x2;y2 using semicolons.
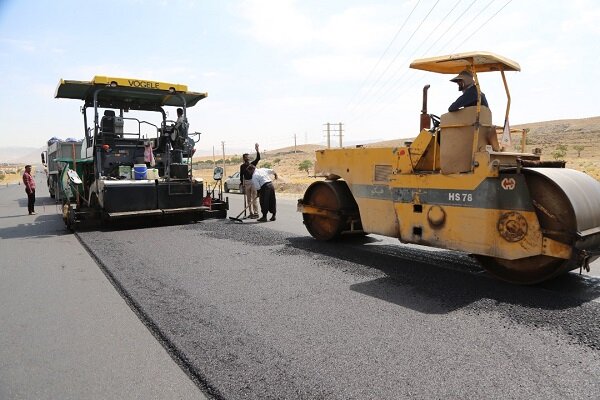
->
513;116;600;179
192;115;600;194
3;116;599;189
0;147;44;164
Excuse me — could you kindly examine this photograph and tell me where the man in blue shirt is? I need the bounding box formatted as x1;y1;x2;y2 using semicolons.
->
448;70;488;112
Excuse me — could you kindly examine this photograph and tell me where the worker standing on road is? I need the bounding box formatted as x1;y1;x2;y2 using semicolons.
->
22;165;36;215
247;164;277;222
240;143;260;219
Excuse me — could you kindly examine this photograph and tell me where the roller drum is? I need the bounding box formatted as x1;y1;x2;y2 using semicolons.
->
525;168;600;250
302;180;362;241
479;168;600;284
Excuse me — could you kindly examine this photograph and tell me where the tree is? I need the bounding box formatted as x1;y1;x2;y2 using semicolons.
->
299;159;313;175
229;156;242;164
552;144;567;160
573;145;585;157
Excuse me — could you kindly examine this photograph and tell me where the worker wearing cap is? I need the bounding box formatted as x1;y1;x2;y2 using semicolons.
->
448;70;488;112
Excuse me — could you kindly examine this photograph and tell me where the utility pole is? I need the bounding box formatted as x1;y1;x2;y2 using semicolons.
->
294;134;297;153
221;141;225;177
324;122;343;148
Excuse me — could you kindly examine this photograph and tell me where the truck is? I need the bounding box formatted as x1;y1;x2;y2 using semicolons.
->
54;75;228;229
298;51;600;284
41;138;83;200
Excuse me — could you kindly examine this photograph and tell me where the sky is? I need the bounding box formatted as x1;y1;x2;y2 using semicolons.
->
0;0;599;156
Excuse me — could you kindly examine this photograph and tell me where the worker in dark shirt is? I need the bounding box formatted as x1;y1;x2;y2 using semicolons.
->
240;143;260;218
22;164;36;215
448;70;488;112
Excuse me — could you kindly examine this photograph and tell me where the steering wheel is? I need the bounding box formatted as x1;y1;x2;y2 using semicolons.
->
430;114;441;129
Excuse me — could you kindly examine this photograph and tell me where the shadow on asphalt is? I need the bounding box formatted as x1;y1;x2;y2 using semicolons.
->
285;235;600;313
15;195;58;208
0;213;70;239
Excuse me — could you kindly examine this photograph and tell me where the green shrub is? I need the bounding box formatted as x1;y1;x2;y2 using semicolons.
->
299;159;313;175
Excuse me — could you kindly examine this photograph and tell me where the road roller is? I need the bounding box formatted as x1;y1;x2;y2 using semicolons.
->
298;51;600;284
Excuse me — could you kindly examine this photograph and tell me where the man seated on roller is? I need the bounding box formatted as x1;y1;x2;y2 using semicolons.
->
448;70;488;112
447;70;500;151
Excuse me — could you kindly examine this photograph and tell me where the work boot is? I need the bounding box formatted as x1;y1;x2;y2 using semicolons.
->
269;214;276;221
257;215;267;222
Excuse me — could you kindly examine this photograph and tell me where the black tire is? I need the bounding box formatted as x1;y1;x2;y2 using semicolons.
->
224;183;230;193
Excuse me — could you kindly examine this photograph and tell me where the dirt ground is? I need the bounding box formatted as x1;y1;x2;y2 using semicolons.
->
193;116;600;193
192;146;323;195
0;167;28;186
6;116;597;193
514;116;600;180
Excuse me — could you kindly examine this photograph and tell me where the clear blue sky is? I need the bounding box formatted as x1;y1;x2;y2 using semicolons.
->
1;0;598;155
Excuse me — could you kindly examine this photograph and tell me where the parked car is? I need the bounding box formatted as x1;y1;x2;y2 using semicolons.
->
224;171;242;193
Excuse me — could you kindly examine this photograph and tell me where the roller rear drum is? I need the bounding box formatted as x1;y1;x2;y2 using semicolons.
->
302;181;362;241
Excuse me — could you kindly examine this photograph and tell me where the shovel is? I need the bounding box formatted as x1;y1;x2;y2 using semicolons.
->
228;195;258;223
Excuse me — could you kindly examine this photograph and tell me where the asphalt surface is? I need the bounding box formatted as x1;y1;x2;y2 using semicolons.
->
0;175;207;400
73;192;600;399
3;178;600;399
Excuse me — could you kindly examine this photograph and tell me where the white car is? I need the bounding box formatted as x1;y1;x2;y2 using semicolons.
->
224;172;242;193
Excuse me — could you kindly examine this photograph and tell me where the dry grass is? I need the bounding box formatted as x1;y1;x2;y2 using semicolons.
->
1;173;23;185
193;116;600;194
193;145;322;195
513;116;600;180
8;118;595;193
0;165;29;185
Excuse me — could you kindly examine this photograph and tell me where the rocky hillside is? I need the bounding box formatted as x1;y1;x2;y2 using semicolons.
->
193;115;600;193
514;116;600;179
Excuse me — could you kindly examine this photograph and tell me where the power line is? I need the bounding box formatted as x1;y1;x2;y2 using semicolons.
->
347;0;514;125
349;0;470;123
420;0;478;56
437;0;496;52
352;0;465;120
347;0;441;115
344;0;422;110
452;0;513;52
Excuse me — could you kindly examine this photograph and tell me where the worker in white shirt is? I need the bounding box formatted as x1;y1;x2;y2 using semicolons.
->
247;164;278;222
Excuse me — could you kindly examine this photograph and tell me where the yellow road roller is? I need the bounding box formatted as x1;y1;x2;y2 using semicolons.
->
298;51;600;284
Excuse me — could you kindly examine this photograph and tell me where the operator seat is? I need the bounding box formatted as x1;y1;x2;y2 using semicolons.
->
439;106;496;174
99;110;117;146
101;110;115;134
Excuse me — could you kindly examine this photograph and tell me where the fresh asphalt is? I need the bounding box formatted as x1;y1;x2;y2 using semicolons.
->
2;180;600;399
82;191;600;399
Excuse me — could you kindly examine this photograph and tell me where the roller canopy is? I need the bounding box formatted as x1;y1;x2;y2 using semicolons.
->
410;51;521;74
55;76;207;110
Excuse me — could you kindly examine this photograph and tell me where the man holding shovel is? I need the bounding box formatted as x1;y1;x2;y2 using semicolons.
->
247;164;278;222
239;143;260;219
